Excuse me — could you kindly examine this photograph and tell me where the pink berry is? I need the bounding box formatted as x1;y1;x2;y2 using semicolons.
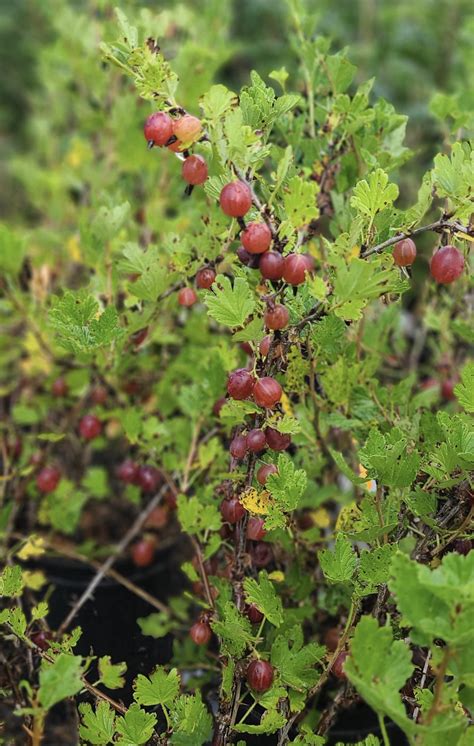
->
144;112;173;146
247;517;266;540
430;246;465;284
260;251;284;280
246;429;267;453
220;498;246;524
282;253;313;285
253;377;282;408
264;304;289;330
52;377;68;397
393;238;416;267
220;181;252;218
79;414;102;440
137;465;162;493
178;287;198;307
256;463;278;485
241;222;272;254
246;660;274;692
116;459;139;484
227;369;255;400
182;155;208;185
230;434;248;460
131;538;155;567
190;620;212;645
36;466;61;494
265;428;291;451
173;114;202;144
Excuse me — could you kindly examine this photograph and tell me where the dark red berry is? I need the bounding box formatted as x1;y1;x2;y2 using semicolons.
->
144;112;173;146
196;267;216;289
130;327;148;347
430;246;465;284
247;516;266;540
451;539;472;555
230;434;248;460
237;245;261;269
264;304;289;330
173;114;202;144
178;287;198;307
241;222;272;254
253;377;282;408
52;377;68;397
246;429;267;453
116;459;139;484
324;627;340;653
393;238;417;267
182;154;208;185
36;466;61;494
332;651;348;680
246;660;274;692
227;369;255;400
260;251;284;280
190;620;212;645
240;341;253;356
31;630;53;651
213;397;227;417
265;428;291;451
246;604;264;624
220;181;252;217
79;414;102;440
441;378;457;401
90;385;107;405
250;542;273;568
282;253;313;285
131;538;155;568
256;463;278;485
137;465;162;493
220;497;246;524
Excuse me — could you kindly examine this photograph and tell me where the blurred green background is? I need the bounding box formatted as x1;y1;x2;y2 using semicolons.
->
1;0;473;221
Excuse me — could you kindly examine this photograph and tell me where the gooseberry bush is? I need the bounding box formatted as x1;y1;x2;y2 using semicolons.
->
1;3;473;745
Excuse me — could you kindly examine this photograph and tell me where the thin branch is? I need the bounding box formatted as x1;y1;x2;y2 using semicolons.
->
361;217;473;258
57;484;169;635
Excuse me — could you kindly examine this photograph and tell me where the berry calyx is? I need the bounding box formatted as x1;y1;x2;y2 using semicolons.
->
220;181;252;217
393;238;417;267
259;251;284;280
264;304;289;331
131;538;156;568
253;377;282;408
220;497;246;524
78;414;102;440
182;154;208;185
52;377;68;397
227;368;255;400
178;287;198;307
241;222;272;254
246;604;264;624
196;267;216;289
256;463;278;485
282;253;313;285
230;434;248;460
246;659;274;692
144;112;173;146
190;620;212;645
265;427;291;451
430;245;465;284
332;651;348;680
246;429;267;453
116;459;139;484
137;465;162;493
247;516;267;540
173;114;202;144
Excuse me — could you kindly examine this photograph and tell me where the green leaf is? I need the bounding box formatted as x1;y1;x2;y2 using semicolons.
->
345;616;415;734
234;709;286;734
332;257;404;321
204;274;255;328
133;667;180;707
49;291;123;354
79;701;116;745
0;224;25;274
326;52;356;93
98;656;127;690
243;571;283;626
265;453;307;529
432;142;474;220
283;176;319;229
0;564;24;597
356;544;397;596
83;467;108;499
169;694;213;746
137;612;173;639
318;534;357;584
200;84;237;121
211;602;253;657
454;363;474;413
350;169;399;223
177;495;221;536
39;654;83;710
359;428;419;488
271;625;324;692
115;704;157;746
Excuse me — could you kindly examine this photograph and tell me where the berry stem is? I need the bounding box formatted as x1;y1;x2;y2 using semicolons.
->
361;216;473;258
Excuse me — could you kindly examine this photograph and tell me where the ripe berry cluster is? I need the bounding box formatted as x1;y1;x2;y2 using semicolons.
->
392;237;465;285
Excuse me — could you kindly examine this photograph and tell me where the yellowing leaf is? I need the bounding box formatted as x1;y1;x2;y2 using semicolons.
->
17;535;47;560
310;508;331;529
21;332;52;375
240;488;272;515
22;570;47;591
268;571;285;583
66;235;82;261
279;392;293;417
336;501;361;531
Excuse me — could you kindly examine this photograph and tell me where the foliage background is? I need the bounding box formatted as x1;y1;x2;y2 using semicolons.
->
2;0;474;222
